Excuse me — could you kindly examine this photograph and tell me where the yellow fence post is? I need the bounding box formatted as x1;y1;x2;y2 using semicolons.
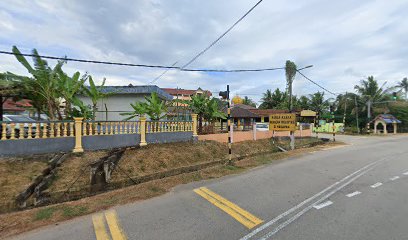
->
191;114;198;137
73;117;84;153
140;116;147;146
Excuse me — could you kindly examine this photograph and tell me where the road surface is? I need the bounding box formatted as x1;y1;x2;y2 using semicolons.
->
11;134;408;240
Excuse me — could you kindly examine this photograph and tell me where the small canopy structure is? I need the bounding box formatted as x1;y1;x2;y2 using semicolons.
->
371;114;401;134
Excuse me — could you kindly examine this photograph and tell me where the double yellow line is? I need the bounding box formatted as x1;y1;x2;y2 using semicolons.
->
194;187;263;229
92;210;127;240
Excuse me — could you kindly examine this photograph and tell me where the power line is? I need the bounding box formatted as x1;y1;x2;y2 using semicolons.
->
0;50;179;70
181;0;264;69
0;49;286;73
149;61;179;84
181;67;284;72
296;70;338;96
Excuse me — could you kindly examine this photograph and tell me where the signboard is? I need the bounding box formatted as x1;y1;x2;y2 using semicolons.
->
269;114;296;131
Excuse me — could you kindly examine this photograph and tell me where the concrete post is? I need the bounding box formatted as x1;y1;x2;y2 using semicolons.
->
73;117;84;153
191;114;198;137
253;123;257;140
393;122;397;134
374;121;377;134
140;116;147;146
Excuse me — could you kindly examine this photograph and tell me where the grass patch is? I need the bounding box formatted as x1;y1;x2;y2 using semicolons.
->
255;155;273;165
61;206;88;218
223;165;243;171
0;141;344;239
34;207;56;221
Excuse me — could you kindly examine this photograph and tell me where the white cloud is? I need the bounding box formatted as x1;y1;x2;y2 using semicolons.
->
0;0;407;103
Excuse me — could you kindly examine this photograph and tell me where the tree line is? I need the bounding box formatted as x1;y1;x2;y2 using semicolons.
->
0;46;108;120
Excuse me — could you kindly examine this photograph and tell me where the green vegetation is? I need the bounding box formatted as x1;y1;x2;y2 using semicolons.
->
176;94;226;134
0;46;108;120
34;207;56;221
121;92;168;121
62;206;88;217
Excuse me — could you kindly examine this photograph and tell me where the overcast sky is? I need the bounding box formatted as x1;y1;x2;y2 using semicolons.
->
1;0;407;104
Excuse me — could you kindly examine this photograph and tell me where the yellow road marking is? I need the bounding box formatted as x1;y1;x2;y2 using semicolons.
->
92;213;111;240
105;210;127;240
194;187;263;229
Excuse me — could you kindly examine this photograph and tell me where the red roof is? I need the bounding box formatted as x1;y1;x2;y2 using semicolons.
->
250;109;289;116
2;99;32;112
163;88;212;97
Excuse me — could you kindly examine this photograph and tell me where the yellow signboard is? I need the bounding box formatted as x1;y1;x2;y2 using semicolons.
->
269;114;296;131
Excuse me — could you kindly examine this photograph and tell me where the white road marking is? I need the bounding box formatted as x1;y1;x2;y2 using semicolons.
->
313;201;333;210
371;182;383;188
239;159;383;240
390;176;400;181
256;165;377;240
346;191;361;197
403;171;408;175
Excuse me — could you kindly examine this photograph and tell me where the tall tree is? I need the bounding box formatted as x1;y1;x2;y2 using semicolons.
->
285;60;297;111
309;92;329;115
396;77;408;100
11;46;63;120
242;96;256;107
354;76;390;118
297;95;310;110
259;88;286;109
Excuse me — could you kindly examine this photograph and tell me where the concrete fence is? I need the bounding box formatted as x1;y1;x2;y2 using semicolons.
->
198;128;312;143
0;114;198;156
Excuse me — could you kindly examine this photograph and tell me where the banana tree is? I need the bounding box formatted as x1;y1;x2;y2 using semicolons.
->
121;92;167;121
11;46;63;120
56;68;87;118
81;76;109;120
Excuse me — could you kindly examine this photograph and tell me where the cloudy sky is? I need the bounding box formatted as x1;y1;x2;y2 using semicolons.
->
1;0;407;104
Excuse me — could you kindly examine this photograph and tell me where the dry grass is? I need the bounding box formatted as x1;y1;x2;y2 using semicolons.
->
47;150;109;192
0;140;344;239
0;158;48;205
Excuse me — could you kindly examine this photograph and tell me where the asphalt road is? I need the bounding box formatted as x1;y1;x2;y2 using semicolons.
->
11;134;408;240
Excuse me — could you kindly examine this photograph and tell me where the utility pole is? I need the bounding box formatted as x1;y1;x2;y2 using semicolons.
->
219;85;232;164
330;105;335;141
355;95;360;134
366;99;372;134
343;95;347;132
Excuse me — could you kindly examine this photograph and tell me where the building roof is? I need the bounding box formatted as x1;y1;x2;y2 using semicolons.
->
163;88;212;97
88;85;173;100
233;104;256;110
250;109;288;116
222;104;259;118
373;114;401;124
2;99;32;112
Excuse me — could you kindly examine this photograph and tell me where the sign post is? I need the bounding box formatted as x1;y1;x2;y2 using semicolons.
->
269;113;296;150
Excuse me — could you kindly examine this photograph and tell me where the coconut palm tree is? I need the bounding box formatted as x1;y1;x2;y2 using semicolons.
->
396;77;408;100
285;60;297;111
354;76;391;118
309;92;330;115
259;88;287;109
242;96;256;107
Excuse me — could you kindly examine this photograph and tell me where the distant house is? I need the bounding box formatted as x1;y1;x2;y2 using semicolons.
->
163;87;212;120
220;104;316;131
77;85;173;121
163;87;212;106
2;99;32;115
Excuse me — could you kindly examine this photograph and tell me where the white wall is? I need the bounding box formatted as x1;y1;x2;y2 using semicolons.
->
77;94;149;121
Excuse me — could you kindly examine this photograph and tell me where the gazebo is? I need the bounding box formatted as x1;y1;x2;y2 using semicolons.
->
372;114;401;134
